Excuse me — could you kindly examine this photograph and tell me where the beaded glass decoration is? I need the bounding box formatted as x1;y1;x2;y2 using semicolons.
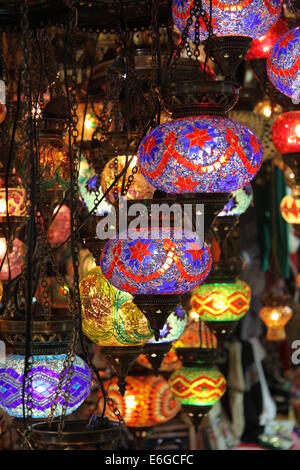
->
98;375;181;427
267;26;300;100
100;229;212;295
148;305;187;344
219;184;253;217
0;354;91;419
169;366;226;407
191;280;251;322
272;111;300;155
80;267;153;347
138;116;262;194
172;0;282;41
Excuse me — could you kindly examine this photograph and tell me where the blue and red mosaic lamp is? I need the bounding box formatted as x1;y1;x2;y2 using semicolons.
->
267;26;300;100
100;229;212;296
138;116;262;194
0;354;91;419
172;0;283;42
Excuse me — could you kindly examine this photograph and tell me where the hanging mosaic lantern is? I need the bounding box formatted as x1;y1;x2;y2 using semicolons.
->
100;229;212;295
246;19;288;60
191;280;251;322
272;111;300;155
218;184;253;217
98;375;181;428
80;267;153;347
169;365;226;426
138;116;262;194
280;189;300;224
190;280;251;342
0;354;91;419
79;156;112;216
267;26;300;100
101;155;155;204
172;0;282;41
259;305;293;341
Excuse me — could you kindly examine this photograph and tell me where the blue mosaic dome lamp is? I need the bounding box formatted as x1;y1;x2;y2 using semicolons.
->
101;228;212;340
172;0;283;80
267;26;300;100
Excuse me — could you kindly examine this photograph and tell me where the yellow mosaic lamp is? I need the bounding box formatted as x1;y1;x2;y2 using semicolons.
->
80;267;153;347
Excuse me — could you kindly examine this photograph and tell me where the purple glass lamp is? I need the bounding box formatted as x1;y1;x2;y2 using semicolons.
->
0;354;91;419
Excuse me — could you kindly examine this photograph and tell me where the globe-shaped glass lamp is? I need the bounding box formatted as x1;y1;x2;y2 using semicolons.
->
0;354;91;419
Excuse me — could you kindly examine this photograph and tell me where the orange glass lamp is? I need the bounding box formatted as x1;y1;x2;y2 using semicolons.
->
280;189;300;224
80;267;153;394
98;374;181;428
190;280;251;342
259;305;292;341
101;155;155;203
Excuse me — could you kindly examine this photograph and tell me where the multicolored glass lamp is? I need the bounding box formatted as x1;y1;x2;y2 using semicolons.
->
171;312;223;428
190;280;251;343
172;0;282;79
98;374;181;429
98;373;181;448
169;364;226;429
259;305;293;341
0;354;91;419
100;228;212;340
143;305;187;375
267;26;300;100
172;0;282;41
80;267;153;394
138;116;262;195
